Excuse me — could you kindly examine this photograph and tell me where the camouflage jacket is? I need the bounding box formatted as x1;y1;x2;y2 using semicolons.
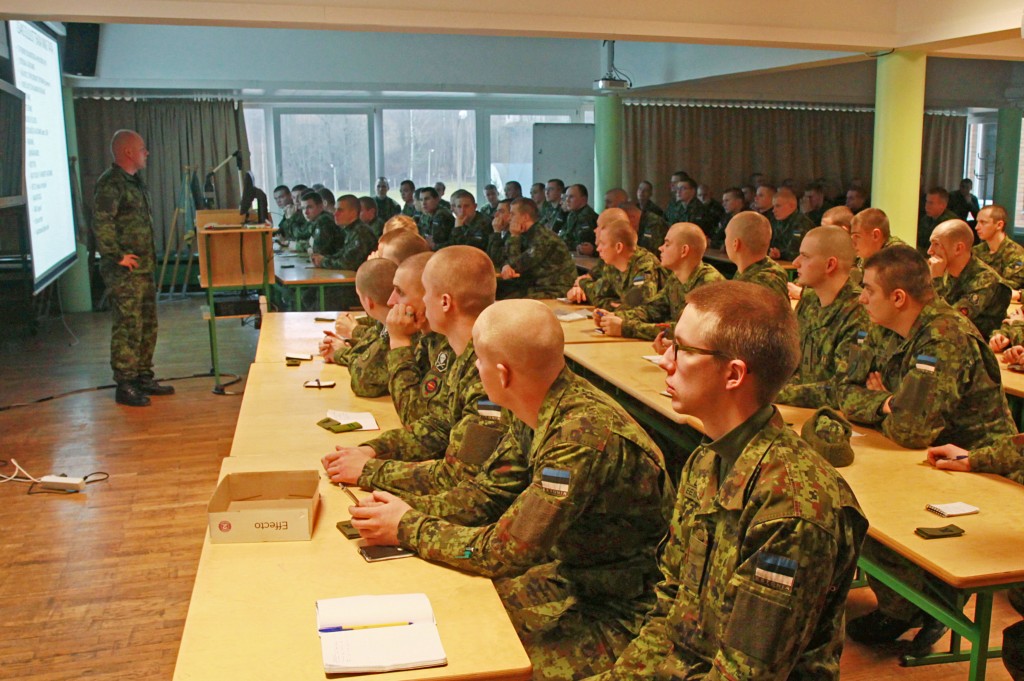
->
506;223;578;299
386;332;454;426
401;202;418;218
419;207;456;249
664;199;683;226
333;318;391;398
277;210;310;242
996;319;1024;346
374;196;402;222
309;212;342;255
674;198;710;236
558;205;599;251
363;340;493;465
777;280;870;409
486;230;511;269
538;201;566;230
917;209;958;250
969;434;1024;486
448;212;492;251
733;257;790;302
851;234;906;285
479;203;498;219
838;298;1015;449
708;212;734;250
973;237;1024;292
365;216;385;240
619;263;725;341
597;408;867;681
934;255;1011;339
93;164;156;274
770;211;815;261
398;368;673;618
580;249;664;310
320;220;377;271
639;212;670;253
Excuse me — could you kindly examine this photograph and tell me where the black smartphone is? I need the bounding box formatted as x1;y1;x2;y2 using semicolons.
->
336;520;361;540
359;545;415;562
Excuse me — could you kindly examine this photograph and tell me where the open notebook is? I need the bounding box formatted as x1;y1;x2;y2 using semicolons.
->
316;593;447;674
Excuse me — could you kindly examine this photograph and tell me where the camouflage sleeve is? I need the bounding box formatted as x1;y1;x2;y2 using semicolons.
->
778;309;867;410
508;235;554;276
945;280;1009;324
332;344;353;367
969;435;1024;486
397;439;612;578
348;333;391;398
93;176;125;261
1002;260;1024;291
579;275;611;307
386;344;429;425
837;340;889;426
620;265;662;310
1001;320;1024;346
486;232;507;268
321;231;370;270
620;289;672;340
431;214;456;250
881;339;971;449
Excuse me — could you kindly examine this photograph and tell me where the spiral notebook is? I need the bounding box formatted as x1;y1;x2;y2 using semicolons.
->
925;502;979;517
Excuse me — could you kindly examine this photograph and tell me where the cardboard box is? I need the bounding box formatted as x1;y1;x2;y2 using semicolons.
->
208;470;320;544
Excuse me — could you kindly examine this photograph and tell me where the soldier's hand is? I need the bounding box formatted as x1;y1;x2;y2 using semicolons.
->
1004;345;1024;365
322;446;375;485
927;444;972;472
652;331;672;355
335;313;357;339
787;282;803;300
566;284;587;304
990;333;1011;353
500;265;520;280
769;247;782;260
310;253;324;267
1013;290;1022;304
349;490;411;545
386;303;421;346
866;371;887;392
119;254;140;271
928;255;947;279
574;273;592;287
319;332;346;362
599;313;623;336
284;204;295;218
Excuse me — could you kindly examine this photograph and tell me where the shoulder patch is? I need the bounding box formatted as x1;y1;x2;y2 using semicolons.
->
632;275;645;286
559;421;612;451
915;354;937;373
421;372;441;397
434;351;450;372
477;399;501;420
958;307;970;318
541;467;571;496
754;552;797;593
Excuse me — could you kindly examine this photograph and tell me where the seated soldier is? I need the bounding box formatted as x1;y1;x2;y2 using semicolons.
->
845;186;869;215
498;198;577;299
973;204;1024;301
272;184;306;246
724;211;790;301
358;196;385;238
928;218;1011;338
399;179;417;217
635;195;670;253
635;180;663;219
802;181;831;225
302;189;340;259
839;244;1014;450
821;205;854;231
324;248;503;494
504;180;523;201
917;187;958;251
753;183;775;218
776;226;869;408
567;207;627;295
369;226;429;264
434;181;451;210
486;199;513;270
848;207;905;285
709;187;745;249
373;176;401;222
530;182;546;206
417;186;456;250
587;280;867;681
673;178;711;237
597;222;724;345
569;219;662;309
449;189;492;250
603;187;629;210
290;183;309;210
320;258;397;397
479;183;500;219
769;187;814;261
380;252;455;426
348;299;672;680
558;183;599;255
317;187;336;215
382;214;418;235
311;194;377;271
539;178;566;230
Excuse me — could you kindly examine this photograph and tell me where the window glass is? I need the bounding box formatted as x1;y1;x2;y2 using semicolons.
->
488;114;571;194
382;109;476;195
279;113;370;196
243;107;268;193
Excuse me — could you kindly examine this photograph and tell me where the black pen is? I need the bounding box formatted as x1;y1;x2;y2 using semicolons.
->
339;483;360;505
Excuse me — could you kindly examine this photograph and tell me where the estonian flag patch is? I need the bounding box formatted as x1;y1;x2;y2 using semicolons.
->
915;354;937;373
477;399;501;420
856;331;867;345
754;552;797;593
632;275;645;286
541;468;570;496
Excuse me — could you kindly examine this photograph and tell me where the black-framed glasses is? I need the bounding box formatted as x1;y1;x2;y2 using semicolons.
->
670;340;732;362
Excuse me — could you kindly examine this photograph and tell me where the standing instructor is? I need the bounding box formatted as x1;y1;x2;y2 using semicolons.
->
93;129;173;406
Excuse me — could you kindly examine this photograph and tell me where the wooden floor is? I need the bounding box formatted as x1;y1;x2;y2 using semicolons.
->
0;296;1018;680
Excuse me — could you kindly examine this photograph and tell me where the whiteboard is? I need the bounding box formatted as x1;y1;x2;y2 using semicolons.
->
533;123;594;193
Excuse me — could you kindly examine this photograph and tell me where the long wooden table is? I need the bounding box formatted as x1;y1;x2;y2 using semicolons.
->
254;311;346;363
274;253;356;310
563;340;1024;681
173;453;532;681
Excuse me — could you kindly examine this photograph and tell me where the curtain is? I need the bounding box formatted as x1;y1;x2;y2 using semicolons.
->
73;98;251;254
623;102;966;206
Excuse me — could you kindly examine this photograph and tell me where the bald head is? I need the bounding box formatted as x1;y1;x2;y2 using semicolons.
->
355;257;398;306
604;188;629;209
670;222;708;258
804;226;856;270
602;220;637;251
597;208;628;231
933;219;974;247
423;245;496;317
726;211;771;256
396;252;433;296
473;300;565;381
621;202;642;233
110;129;147;174
821;205;854;231
378;229;429;264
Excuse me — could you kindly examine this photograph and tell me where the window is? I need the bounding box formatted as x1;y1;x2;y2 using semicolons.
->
243;107;268;193
489;114;571;192
278;113;371;195
382;109;476;193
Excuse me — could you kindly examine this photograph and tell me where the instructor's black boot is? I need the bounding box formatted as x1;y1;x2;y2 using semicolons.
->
136;376;175;396
116;382;151;407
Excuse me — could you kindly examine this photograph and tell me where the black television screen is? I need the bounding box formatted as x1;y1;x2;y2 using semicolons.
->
0;78;25;204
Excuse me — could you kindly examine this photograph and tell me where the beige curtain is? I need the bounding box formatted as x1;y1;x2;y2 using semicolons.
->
74;98;251;254
624;103;966;205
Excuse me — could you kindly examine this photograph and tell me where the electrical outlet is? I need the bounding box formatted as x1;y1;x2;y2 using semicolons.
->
39;475;86;492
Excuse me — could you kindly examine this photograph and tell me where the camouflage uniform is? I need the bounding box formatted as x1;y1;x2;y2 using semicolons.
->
397;368;673;681
663;199;683;226
365;215;385;240
401;202;418;218
777;280;870;408
591;407;867;681
504;223;578;299
933;255;1011;339
538;201;565;230
996;319;1024;346
487;231;511;269
675;198;710;237
618;263;724;340
332;318;391;398
638;200;664;219
638;212;670;253
374;195;401;222
320;220;377;271
708;212;733;250
419;207;456;249
579;250;664;310
449;212;492;251
93;164;159;384
479;203;498;220
969;433;1024;486
362;340;492;464
973;238;1024;294
733;257;790;302
851;234;906;285
839;298;1015;450
308;212;342;255
277;209;309;241
558;205;599;251
917;209;958;251
387;332;454;426
770;210;815;261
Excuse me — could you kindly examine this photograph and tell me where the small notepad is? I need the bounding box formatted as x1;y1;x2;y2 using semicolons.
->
926;502;979;517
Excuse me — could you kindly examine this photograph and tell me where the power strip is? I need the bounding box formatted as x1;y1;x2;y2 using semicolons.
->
39;475;86;492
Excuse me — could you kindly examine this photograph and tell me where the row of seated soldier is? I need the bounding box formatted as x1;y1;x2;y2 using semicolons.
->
265;162;1024;678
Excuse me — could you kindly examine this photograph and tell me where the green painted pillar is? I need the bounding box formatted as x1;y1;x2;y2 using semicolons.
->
994;106;1022;231
870;51;927;245
594;94;623;207
59;85;93;312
